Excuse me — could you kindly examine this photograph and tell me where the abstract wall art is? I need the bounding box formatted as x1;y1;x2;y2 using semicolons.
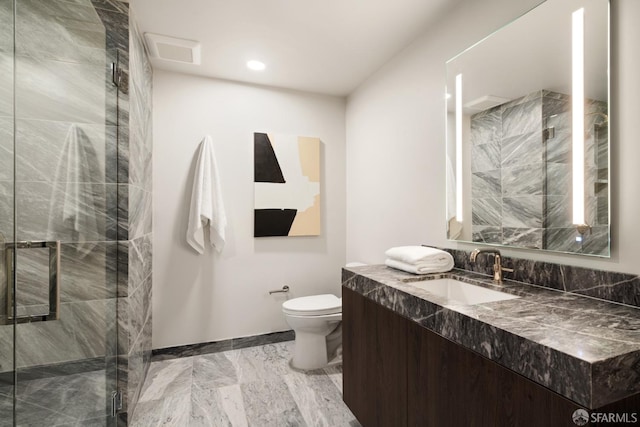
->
254;132;321;237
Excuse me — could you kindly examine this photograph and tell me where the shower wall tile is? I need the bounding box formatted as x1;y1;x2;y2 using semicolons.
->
501;163;543;196
15;119;108;183
471;170;501;199
470;107;501;145
502;196;542;228
0;53;13;117
92;0;129;13
503;227;542;249
0;1;12;54
129;234;152;293
471;226;502;244
5;300;114;372
471;197;501;226
0;181;12;240
128;186;152;240
471;142;500;172
501;132;541;167
502;98;541;137
545;163;570;196
15;181;117;242
15;0;105;65
93;6;128;55
15;56;107;124
128;275;151;352
545;195;572;228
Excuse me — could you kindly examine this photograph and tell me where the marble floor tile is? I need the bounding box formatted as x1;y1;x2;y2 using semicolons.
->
130;340;359;427
137;356;193;403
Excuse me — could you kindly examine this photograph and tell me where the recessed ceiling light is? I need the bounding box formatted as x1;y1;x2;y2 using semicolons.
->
247;60;266;71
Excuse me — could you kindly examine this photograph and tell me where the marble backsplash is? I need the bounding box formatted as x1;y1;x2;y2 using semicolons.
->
444;247;640;308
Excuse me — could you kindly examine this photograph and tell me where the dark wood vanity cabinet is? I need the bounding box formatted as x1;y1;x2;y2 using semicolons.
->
343;286;409;427
407;320;582;427
343;287;589;427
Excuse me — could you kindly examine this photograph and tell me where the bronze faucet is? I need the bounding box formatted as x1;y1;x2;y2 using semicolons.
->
469;248;514;282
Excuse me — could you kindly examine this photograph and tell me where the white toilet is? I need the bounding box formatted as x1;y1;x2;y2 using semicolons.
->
283;294;342;370
282;262;366;370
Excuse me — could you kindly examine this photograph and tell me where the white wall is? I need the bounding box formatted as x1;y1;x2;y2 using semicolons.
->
153;71;346;349
346;0;640;274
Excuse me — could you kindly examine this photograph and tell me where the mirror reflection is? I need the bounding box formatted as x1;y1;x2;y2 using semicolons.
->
446;0;609;256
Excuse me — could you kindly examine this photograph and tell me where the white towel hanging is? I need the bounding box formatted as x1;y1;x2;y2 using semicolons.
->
186;135;227;254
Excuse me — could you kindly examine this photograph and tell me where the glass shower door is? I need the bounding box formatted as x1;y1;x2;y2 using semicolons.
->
0;0;15;425
2;0;120;425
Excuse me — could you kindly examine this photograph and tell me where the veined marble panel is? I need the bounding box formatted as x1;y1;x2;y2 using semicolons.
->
138;357;193;403
15;56;108;124
471;197;501;226
128;186;152;240
502;98;542;138
502;196;542;228
128;234;152;292
15;120;109;184
283;368;355;426
0;299;115;372
471;170;501;199
471;225;502;244
501;132;541;168
0;53;13;117
93;6;128;55
545;227;581;253
501;163;543;196
545;127;571;164
0;1;13;54
470;106;501;145
502;227;542;249
15;181;117;243
92;0;129;14
581;226;609;256
542;96;570;121
545;162;570;196
471;142;500;173
545;195;571;228
0;117;12;181
241;378;306;426
0;181;13;238
15;369;106;422
128;274;151;351
501;91;542;109
15;0;106;65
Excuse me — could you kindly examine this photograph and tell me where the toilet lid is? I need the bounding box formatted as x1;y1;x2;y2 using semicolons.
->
282;294;342;316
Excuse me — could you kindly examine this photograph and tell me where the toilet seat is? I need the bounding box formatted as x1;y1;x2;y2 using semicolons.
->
282;294;342;316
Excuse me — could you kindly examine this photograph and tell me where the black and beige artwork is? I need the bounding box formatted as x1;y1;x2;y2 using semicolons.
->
254;132;321;237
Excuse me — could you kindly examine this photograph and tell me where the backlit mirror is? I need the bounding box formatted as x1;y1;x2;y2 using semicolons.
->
446;0;609;257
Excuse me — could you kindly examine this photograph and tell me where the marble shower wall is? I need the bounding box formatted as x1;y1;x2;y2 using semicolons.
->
470;90;609;256
0;0;119;372
115;8;154;422
0;0;152;424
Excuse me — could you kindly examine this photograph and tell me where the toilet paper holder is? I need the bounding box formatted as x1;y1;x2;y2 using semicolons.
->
269;285;290;295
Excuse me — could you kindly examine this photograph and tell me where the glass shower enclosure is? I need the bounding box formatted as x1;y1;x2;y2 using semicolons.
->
1;0;121;425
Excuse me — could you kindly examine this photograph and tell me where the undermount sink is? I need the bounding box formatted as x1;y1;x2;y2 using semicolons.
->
407;278;520;305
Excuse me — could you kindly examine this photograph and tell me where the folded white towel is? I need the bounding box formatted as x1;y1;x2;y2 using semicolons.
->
385;258;454;275
385;246;454;265
186;135;227;254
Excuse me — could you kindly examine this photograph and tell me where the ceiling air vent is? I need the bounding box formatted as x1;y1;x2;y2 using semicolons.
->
144;33;201;65
464;95;511;112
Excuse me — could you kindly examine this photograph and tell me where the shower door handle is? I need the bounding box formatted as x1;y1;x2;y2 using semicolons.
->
4;240;61;324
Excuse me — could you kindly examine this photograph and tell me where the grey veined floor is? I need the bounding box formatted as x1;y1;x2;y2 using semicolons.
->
130;341;361;427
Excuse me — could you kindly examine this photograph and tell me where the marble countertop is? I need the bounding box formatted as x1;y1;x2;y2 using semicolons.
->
342;264;640;409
